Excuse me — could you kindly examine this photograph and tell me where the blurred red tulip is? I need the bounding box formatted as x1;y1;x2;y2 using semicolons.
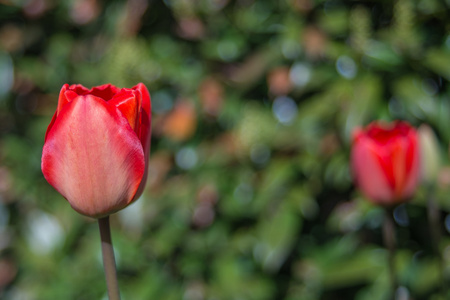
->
42;83;151;218
351;121;420;206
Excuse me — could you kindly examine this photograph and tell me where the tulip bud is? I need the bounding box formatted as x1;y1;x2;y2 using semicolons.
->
418;124;440;186
351;121;420;206
42;83;152;218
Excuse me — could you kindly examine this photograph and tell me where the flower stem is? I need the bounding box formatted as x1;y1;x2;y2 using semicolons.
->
98;216;121;300
426;186;445;296
383;207;397;300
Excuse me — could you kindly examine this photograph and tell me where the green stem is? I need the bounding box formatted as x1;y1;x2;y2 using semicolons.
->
98;216;121;300
426;186;445;296
383;207;397;300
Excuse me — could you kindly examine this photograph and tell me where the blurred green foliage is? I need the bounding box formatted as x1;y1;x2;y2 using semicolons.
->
1;0;450;299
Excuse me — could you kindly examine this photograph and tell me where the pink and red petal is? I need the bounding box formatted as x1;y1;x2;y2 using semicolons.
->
133;83;151;154
352;137;394;204
351;120;420;206
68;84;90;95
42;95;145;218
56;84;70;116
89;84;121;101
132;83;152;199
109;89;141;132
402;133;420;198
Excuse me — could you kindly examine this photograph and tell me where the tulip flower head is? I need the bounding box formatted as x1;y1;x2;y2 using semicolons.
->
42;83;151;218
351;121;420;206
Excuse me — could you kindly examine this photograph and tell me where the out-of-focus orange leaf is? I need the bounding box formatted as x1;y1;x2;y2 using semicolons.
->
162;100;197;142
120;0;149;36
197;184;218;205
147;151;172;192
0;24;24;53
199;77;224;117
438;167;450;189
226;46;282;88
23;0;49;19
176;18;206;40
289;0;313;14
0;259;17;289
302;26;327;59
319;133;340;157
70;0;101;25
267;66;292;96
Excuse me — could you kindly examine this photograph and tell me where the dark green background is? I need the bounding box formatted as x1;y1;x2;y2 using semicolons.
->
1;0;450;299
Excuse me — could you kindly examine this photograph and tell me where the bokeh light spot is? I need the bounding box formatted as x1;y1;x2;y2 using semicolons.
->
336;55;357;79
176;147;198;170
272;96;298;125
289;63;311;88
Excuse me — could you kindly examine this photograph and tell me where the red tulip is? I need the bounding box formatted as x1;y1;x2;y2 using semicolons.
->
351;121;420;206
42;83;151;218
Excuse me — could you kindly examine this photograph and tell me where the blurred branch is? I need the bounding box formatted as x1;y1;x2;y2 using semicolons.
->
119;0;149;37
383;208;397;300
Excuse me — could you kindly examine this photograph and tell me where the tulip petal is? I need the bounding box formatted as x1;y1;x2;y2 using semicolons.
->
89;84;121;101
69;84;91;95
391;139;408;199
109;89;140;131
64;90;79;102
56;84;70;117
133;83;151;152
351;121;420;206
133;83;152;199
352;138;394;204
42;94;145;218
135;83;151;118
375;133;419;201
375;145;396;193
402;133;420;198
